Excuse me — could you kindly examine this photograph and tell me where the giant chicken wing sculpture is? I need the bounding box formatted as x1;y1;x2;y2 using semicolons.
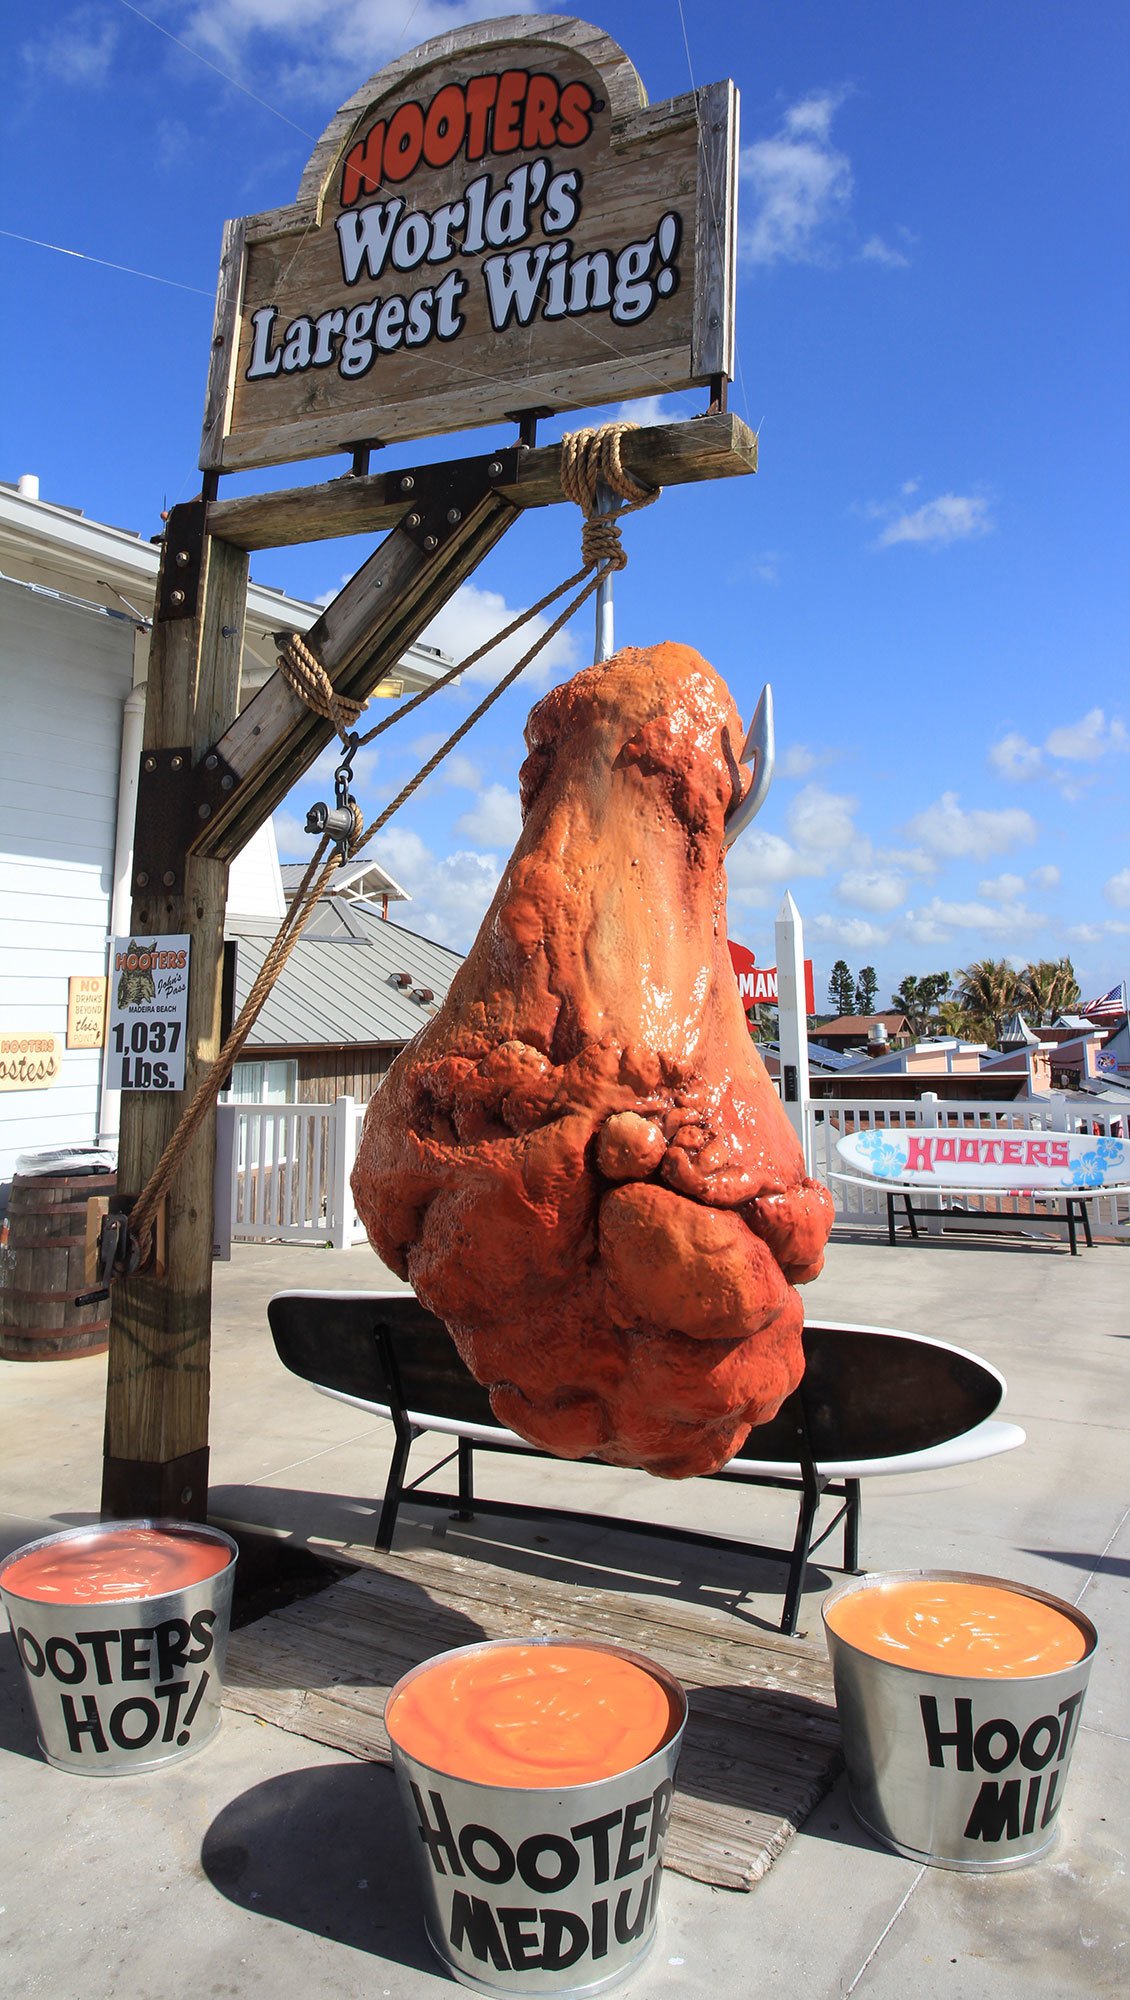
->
352;643;833;1477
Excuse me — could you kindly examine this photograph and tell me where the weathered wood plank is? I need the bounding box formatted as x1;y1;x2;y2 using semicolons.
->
206;413;757;550
223;1544;840;1892
195;490;519;861
103;538;249;1512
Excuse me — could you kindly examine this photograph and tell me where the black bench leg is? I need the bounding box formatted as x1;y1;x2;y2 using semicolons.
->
456;1436;476;1521
1079;1200;1093;1250
1067;1202;1078;1256
844;1480;862;1574
904;1192;920;1240
887;1191;896;1245
376;1427;413;1551
780;1485;820;1636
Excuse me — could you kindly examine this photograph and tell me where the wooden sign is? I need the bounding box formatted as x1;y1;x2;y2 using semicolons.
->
202;16;737;472
67;975;108;1049
0;1032;62;1091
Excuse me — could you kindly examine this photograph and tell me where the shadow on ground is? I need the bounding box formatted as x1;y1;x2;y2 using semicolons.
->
202;1759;440;1976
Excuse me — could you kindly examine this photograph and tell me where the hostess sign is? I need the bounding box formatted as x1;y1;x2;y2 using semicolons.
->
203;17;737;471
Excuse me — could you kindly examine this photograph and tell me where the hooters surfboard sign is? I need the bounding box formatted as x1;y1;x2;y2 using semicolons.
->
837;1128;1130;1192
202;15;738;472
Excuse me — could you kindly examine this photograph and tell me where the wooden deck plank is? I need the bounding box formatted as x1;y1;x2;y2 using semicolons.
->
223;1543;840;1892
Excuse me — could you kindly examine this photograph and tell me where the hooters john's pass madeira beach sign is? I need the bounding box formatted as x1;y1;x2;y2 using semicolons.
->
201;14;737;471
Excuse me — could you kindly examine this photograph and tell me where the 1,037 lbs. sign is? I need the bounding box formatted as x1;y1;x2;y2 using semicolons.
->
106;937;191;1092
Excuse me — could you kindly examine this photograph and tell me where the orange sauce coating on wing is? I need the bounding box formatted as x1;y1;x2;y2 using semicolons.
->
387;1644;675;1787
827;1580;1086;1679
2;1527;230;1604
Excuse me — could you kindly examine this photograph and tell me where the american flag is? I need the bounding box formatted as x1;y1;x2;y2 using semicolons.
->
1082;981;1128;1023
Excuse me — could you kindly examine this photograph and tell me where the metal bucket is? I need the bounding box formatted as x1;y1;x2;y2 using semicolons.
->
0;1518;238;1775
385;1637;688;1997
823;1570;1097;1870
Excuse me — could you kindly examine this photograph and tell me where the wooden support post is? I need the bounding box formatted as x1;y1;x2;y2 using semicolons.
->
101;530;249;1522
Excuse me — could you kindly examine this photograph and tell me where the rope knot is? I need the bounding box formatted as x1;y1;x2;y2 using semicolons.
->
560;419;660;576
277;632;367;737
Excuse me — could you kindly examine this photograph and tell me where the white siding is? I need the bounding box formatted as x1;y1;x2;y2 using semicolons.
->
0;580;133;1185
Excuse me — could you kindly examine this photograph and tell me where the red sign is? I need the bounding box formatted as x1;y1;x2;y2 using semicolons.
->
728;942;816;1015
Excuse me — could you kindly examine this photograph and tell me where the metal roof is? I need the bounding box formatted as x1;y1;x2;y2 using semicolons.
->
227;901;463;1049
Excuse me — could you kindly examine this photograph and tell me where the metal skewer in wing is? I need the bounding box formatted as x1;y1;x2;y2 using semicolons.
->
723;683;775;847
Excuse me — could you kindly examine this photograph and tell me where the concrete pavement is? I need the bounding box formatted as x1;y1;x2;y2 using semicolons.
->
1;1231;1127;1997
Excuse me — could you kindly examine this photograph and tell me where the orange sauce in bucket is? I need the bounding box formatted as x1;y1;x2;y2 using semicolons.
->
827;1579;1086;1679
2;1527;230;1604
387;1644;675;1787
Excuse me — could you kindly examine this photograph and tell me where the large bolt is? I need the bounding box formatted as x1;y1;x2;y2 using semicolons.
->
175;550;190;567
488;460;503;477
162;871;176;888
170;588;185;606
446;508;462;524
170;754;183;771
136;871;149;888
143;755;157;773
204;753;218;770
405;512;421;529
198;803;212;819
220;774;234;791
423;534;438;551
400;474;415;491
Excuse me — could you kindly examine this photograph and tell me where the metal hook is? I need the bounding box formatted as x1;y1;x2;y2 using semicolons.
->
723;683;775;848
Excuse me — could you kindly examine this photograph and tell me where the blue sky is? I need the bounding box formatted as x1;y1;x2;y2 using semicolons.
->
5;1;1128;1009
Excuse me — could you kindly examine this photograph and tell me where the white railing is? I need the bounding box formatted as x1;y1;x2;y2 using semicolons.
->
214;1096;369;1255
806;1091;1130;1240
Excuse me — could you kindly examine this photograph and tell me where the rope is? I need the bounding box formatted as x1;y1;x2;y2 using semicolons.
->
276;632;367;733
118;422;659;1274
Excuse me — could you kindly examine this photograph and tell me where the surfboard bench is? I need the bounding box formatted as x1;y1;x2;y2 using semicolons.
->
267;1291;1025;1636
830;1173;1111;1255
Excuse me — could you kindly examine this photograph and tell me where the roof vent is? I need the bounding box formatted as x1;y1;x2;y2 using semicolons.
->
17;473;40;501
392;971;412;987
415;987;435;1004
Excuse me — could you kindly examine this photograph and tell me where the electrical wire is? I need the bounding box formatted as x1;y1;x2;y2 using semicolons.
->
0;226;213;297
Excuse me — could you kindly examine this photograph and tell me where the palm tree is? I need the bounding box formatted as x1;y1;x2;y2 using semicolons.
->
934;999;979;1040
1022;957;1081;1026
954;959;1023;1042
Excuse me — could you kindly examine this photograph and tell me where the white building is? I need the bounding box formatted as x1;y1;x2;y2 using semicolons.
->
0;475;448;1192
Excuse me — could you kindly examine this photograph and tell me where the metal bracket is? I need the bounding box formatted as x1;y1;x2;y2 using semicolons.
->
132;744;243;894
395;448;520;554
156;499;208;622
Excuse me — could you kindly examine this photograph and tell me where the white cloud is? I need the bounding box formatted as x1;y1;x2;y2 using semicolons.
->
877;845;937;876
1044;708;1129;762
1030;864;1061;890
725;830;803;901
787;783;861;859
611;394;682;428
902;895;1046;938
779;744;819;779
367;826;501;951
418;581;580;691
875;493;993;550
739;91;853;265
271;808;316;860
989;731;1043;780
1106;868;1130;910
809;914;892;950
905;791;1037;861
21;7;119;86
454;783;522;849
837;869;906;912
859;233;910;268
978;872;1026;901
178;1;524;95
746;549;782;585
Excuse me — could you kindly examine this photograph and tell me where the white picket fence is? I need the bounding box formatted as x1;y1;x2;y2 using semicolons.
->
213;1087;1130;1255
807;1091;1130;1240
213;1097;369;1255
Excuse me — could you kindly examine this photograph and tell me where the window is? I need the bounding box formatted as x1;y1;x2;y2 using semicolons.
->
224;1059;298;1104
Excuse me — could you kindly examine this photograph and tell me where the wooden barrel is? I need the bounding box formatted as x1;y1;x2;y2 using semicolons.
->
0;1170;115;1361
